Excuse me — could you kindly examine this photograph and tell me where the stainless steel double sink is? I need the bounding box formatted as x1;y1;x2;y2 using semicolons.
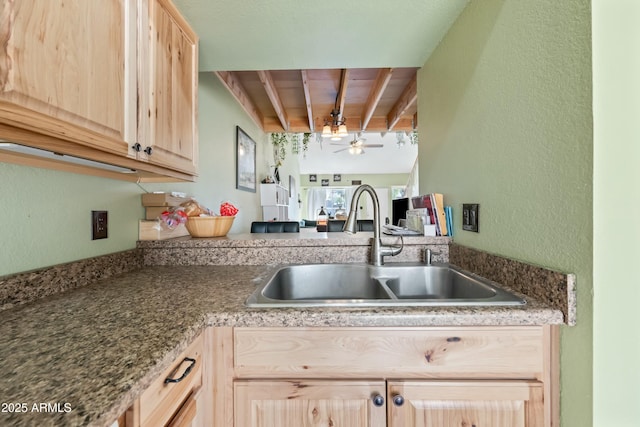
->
245;263;526;308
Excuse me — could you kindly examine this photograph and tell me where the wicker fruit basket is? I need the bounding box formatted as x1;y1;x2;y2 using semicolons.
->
185;216;235;237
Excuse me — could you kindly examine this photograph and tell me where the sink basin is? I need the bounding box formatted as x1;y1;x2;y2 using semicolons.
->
378;265;497;299
246;263;526;308
260;264;392;300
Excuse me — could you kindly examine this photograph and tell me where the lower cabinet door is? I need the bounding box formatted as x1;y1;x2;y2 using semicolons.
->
234;380;387;427
387;380;544;427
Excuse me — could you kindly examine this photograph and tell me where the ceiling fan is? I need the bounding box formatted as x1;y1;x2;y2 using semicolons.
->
332;134;383;155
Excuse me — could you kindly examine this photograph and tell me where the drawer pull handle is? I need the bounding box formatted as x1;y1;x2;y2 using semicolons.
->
144;146;153;155
372;394;385;407
131;143;142;152
164;357;196;384
393;394;405;406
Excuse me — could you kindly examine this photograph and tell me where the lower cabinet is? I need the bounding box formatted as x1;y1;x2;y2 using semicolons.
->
212;326;559;427
126;332;204;427
233;379;543;427
234;380;387;427
388;380;544;427
120;326;557;427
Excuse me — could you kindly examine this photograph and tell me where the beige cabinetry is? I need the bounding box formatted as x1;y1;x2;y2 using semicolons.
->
387;380;543;427
213;326;558;427
0;0;198;182
235;380;387;427
137;0;198;176
127;333;204;427
0;0;136;155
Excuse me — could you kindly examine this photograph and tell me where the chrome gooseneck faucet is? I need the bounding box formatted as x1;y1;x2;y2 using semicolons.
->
343;184;403;266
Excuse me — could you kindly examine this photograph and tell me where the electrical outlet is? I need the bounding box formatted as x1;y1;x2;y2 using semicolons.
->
462;204;479;232
92;211;108;240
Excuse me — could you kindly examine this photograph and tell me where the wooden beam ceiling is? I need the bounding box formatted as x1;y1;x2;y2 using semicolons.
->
361;68;393;131
215;67;419;134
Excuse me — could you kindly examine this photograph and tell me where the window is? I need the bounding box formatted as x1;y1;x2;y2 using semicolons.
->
307;187;353;219
391;186;407;200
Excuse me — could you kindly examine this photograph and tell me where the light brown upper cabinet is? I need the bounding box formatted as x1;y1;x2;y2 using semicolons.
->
137;0;198;176
0;0;198;182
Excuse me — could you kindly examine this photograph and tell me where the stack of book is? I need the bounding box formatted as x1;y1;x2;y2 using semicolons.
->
411;194;453;237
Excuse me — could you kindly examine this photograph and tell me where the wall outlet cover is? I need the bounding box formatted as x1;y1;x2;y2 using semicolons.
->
462;204;479;232
92;211;108;240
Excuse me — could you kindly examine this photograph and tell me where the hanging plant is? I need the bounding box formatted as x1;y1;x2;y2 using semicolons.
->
270;132;288;167
291;133;300;155
302;133;311;157
410;130;419;145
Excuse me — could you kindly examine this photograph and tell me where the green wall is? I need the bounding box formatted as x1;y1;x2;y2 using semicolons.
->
0;164;141;276
0;73;268;276
592;1;640;425
417;0;592;425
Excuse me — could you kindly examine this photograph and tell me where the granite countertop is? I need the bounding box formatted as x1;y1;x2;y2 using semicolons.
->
0;264;563;427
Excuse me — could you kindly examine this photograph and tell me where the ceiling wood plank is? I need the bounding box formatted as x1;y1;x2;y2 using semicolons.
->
214;71;264;129
387;74;417;131
366;117;413;132
257;70;289;131
361;68;393;131
300;70;314;132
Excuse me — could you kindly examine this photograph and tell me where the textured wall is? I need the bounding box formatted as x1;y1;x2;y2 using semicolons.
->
173;0;469;71
0;73;268;276
417;0;593;425
592;1;640;425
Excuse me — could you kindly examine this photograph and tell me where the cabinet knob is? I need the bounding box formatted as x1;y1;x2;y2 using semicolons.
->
144;146;153;155
131;143;142;152
393;394;405;406
371;394;385;407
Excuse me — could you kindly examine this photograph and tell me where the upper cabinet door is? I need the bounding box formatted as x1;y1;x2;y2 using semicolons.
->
138;0;198;175
0;0;136;155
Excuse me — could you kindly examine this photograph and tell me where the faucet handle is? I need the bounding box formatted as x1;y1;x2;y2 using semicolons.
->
424;247;441;265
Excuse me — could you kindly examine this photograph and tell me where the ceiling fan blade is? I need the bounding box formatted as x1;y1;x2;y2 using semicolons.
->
362;144;383;148
333;147;350;153
330;142;349;146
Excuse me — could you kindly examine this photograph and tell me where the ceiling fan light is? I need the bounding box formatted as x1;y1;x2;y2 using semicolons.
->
337;124;348;137
321;124;332;138
330;134;342;141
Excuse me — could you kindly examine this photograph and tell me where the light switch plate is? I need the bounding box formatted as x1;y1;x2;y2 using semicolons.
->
462;204;479;232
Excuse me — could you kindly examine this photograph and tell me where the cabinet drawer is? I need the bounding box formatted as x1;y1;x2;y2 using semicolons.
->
139;333;203;427
234;327;544;379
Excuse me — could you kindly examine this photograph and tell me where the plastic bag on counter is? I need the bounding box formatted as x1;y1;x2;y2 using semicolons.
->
157;199;213;229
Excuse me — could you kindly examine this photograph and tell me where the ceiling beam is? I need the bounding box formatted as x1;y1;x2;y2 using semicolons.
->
257;70;289;131
214;71;263;130
336;69;349;120
361;68;393;131
300;70;314;132
387;75;417;131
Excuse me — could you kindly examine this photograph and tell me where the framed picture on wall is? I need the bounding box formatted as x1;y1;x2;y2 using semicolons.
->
236;126;256;192
321;179;329;186
333;174;341;182
309;174;317;182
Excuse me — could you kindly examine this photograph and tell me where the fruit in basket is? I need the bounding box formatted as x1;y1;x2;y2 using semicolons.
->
220;202;238;216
